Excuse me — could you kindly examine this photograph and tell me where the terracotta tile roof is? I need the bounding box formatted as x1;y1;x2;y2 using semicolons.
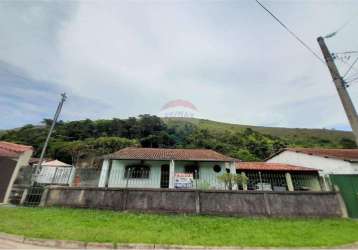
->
105;147;236;162
236;162;318;172
268;147;358;161
0;141;33;157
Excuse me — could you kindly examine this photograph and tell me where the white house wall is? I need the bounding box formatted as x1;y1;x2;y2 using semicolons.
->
267;151;358;175
100;159;229;189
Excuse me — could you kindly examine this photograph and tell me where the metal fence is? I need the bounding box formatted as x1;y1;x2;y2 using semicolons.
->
34;166;74;185
72;168;102;187
23;185;45;207
245;171;287;191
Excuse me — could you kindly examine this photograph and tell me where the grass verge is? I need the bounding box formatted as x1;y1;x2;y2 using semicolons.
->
0;207;357;247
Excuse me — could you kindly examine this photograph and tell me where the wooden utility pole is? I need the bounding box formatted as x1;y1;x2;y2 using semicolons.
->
317;37;358;145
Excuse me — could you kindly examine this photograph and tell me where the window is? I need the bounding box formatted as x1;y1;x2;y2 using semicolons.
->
184;165;199;179
213;165;221;173
124;165;150;179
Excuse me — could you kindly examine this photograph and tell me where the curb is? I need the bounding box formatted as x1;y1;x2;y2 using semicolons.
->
0;232;357;249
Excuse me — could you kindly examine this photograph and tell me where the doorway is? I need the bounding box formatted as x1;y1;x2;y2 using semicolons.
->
160;164;169;188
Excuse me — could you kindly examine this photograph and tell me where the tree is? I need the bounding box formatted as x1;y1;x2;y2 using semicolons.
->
231;149;259;161
340;138;357;149
217;173;248;190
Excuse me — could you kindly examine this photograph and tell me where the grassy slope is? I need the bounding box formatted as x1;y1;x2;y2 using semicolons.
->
164;118;354;146
0;207;357;247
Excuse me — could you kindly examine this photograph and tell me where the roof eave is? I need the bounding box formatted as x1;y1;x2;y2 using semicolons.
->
103;157;235;162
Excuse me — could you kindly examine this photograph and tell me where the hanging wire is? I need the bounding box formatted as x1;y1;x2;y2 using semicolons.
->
254;0;325;64
333;51;358;55
343;57;358;78
335;55;358;76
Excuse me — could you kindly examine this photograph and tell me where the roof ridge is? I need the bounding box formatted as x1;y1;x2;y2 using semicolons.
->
121;147;227;152
287;147;358;151
107;147;237;161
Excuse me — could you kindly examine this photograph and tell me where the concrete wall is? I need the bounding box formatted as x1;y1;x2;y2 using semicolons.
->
267;150;358;175
44;186;345;218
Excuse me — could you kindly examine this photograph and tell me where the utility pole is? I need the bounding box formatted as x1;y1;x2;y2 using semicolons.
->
34;93;67;181
317;37;358;145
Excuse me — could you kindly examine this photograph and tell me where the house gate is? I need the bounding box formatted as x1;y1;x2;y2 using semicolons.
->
330;174;358;218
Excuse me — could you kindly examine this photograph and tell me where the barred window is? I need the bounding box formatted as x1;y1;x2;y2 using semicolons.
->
124;165;150;179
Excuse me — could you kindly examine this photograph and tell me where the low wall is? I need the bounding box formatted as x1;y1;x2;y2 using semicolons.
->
43;187;345;217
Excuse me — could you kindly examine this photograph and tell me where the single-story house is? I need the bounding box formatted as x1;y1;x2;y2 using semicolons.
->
35;160;74;185
0;141;33;203
99;147;237;189
98;147;321;191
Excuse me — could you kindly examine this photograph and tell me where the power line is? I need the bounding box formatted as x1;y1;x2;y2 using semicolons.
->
333;51;358;55
336;56;358;77
343;56;358;78
254;0;325;64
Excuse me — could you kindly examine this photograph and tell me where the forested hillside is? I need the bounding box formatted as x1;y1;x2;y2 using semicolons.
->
0;115;356;164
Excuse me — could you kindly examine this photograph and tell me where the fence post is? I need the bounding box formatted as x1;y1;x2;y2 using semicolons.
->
19;188;28;205
258;171;263;191
125;168;131;188
241;172;247;191
51;167;58;184
285;173;294;191
194;170;198;189
169;160;175;189
67;166;74;186
263;192;271;216
195;190;201;214
39;187;49;207
105;160;113;188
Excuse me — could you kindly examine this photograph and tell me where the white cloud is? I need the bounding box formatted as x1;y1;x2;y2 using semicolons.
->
1;0;358;129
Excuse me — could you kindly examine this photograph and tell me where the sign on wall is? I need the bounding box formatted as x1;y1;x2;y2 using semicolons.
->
174;173;193;188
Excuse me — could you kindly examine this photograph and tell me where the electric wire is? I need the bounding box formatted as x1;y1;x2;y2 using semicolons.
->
343;57;358;78
254;0;325;64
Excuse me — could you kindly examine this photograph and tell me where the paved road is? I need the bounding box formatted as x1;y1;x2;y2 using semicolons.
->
0;239;357;250
0;239;49;249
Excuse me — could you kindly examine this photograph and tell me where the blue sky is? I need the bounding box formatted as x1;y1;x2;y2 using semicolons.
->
1;0;358;130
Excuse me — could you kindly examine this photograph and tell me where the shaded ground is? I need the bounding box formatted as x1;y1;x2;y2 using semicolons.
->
0;207;357;248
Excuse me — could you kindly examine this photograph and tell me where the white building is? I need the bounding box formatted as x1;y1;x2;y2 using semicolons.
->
267;148;358;175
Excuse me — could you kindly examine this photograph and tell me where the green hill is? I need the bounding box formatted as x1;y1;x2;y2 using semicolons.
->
164;117;355;148
0;115;355;163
